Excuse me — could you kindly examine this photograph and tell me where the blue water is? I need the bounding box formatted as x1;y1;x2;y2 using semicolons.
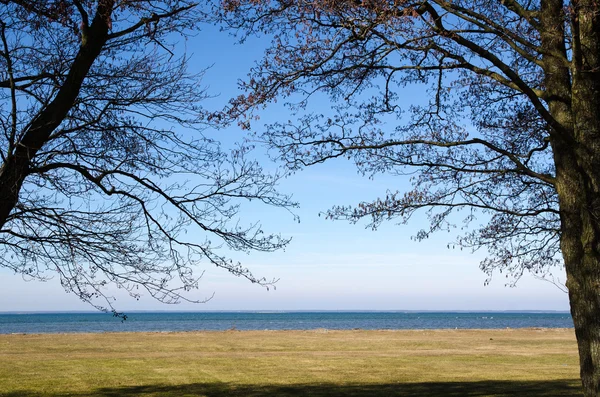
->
0;312;572;334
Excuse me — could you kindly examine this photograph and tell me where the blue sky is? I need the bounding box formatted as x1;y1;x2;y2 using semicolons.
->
0;20;570;312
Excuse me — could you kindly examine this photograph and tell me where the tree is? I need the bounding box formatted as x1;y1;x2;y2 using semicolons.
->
215;0;600;394
0;0;295;316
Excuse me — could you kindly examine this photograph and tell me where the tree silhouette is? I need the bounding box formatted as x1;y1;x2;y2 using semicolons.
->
216;0;600;394
0;1;295;316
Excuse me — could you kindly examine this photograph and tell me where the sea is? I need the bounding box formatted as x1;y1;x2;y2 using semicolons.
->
0;311;573;334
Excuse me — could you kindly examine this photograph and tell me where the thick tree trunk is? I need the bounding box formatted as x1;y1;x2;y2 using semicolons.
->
566;256;600;396
557;162;600;396
555;76;600;397
557;93;600;394
543;0;600;394
567;3;600;394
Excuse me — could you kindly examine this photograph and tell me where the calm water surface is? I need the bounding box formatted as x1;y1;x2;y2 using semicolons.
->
0;312;572;334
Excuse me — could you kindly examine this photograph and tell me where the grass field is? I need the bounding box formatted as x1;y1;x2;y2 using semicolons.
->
0;328;582;396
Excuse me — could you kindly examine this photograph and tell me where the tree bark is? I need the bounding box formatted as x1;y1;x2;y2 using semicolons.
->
0;0;114;228
556;148;600;396
542;0;600;394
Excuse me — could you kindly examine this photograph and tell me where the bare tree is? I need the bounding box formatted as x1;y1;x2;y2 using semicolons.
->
0;0;295;316
215;0;600;394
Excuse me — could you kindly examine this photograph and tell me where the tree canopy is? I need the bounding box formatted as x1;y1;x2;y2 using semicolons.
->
216;0;561;282
0;0;295;315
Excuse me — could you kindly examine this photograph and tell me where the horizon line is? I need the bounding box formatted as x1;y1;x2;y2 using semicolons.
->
0;309;572;314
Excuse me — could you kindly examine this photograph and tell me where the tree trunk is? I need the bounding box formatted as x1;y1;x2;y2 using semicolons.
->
554;91;600;397
543;0;600;394
566;255;600;397
555;76;600;395
557;92;600;394
558;165;600;396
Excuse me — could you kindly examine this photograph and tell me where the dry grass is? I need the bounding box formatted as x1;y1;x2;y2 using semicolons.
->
0;328;582;396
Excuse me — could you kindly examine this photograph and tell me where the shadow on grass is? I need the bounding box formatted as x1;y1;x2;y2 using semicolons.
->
0;380;582;397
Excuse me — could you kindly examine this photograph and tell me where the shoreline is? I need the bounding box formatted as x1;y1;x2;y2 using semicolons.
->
1;326;576;336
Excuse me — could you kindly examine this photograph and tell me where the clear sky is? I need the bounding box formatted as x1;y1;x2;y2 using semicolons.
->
0;19;570;313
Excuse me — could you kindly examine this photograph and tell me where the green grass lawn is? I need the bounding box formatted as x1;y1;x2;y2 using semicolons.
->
0;328;582;396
